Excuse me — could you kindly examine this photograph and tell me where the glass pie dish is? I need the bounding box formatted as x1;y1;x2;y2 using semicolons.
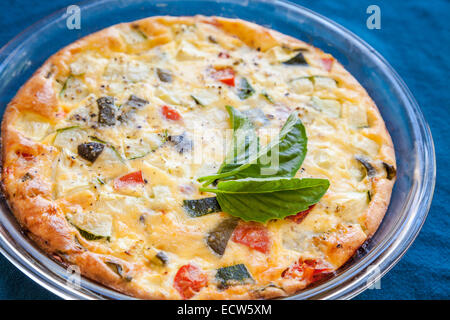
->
0;0;435;299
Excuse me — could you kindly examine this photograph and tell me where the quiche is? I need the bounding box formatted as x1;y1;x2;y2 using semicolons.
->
1;16;396;299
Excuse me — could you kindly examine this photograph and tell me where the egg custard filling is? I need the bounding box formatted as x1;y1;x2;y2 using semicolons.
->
1;16;396;299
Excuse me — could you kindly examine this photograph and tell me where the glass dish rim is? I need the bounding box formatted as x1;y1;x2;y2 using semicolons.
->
0;0;436;300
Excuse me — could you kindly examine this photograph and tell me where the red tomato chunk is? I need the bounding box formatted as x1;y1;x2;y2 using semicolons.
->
161;105;181;121
321;57;334;72
174;264;208;299
114;171;145;189
286;204;316;224
232;223;270;254
282;258;331;283
212;67;235;86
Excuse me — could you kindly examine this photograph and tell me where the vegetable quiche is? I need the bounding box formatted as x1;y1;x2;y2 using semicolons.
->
1;16;396;299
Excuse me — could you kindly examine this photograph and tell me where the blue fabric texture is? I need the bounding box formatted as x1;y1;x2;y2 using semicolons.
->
0;0;448;300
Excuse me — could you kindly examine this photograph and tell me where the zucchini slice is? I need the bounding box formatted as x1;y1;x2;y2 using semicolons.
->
156;68;173;83
145;247;169;266
313;76;337;90
383;162;396;180
105;260;132;281
97;96;116;126
190;89;218;107
126;94;149;109
347;104;369;129
168;132;193;154
237;78;255;100
60;75;89;103
282;51;308;65
183;197;222;217
117;95;148;123
206;218;239;256
191;94;204;106
216;264;253;288
14;112;52;141
77;142;105;163
311;96;341;118
89;136;125;163
124;133;162;160
69;212;112;241
291;77;314;94
355;155;377;177
53;126;87;152
243;108;269;127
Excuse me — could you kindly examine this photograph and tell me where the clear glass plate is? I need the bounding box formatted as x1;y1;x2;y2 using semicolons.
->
0;0;435;300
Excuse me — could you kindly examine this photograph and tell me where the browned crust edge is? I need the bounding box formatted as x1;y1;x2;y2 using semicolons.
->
1;15;395;300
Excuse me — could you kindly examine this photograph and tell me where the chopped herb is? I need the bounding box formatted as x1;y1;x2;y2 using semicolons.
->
191;95;204;106
56;125;80;133
59;75;73;97
261;91;275;104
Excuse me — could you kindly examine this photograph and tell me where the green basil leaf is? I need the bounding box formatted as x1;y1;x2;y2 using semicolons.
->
199;112;307;183
216;106;258;176
201;178;329;223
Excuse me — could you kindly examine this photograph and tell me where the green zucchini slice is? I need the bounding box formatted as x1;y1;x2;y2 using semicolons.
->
156;68;173;83
183;197;222;217
355;155;377;177
97;96;116;126
237;78;255;100
311;96;341;118
216;264;253;288
105;261;132;281
383;162;396;180
282;51;308;65
168;132;193;154
69;212;112;241
206;218;239;256
77;142;105;162
53;126;88;153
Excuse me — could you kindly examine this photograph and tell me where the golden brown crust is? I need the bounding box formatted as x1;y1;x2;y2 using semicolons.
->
1;15;395;299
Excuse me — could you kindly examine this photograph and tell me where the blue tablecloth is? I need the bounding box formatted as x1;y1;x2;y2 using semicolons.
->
0;0;448;300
